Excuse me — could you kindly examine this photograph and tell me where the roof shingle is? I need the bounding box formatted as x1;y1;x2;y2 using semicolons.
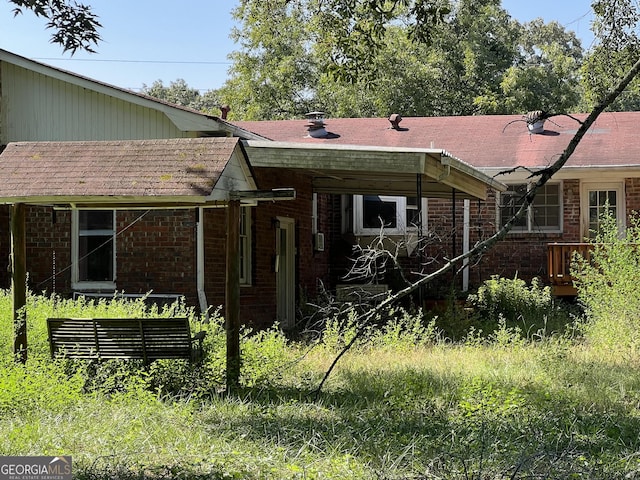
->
235;112;638;169
0;137;241;201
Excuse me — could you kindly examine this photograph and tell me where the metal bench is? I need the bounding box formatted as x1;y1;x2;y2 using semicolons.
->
47;317;205;363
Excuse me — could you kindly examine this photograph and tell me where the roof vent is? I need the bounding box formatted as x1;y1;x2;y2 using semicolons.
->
525;110;547;134
389;113;403;130
305;111;328;138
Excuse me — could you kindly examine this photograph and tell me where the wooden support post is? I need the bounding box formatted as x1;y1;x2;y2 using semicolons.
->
416;174;423;308
11;203;27;364
225;199;241;391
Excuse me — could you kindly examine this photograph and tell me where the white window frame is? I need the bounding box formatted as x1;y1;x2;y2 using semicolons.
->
497;181;563;234
71;209;117;290
239;206;252;285
353;195;427;235
580;181;626;239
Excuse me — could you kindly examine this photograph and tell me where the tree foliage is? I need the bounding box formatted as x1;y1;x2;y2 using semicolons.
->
216;0;317;120
581;0;640;111
141;79;221;114
8;0;101;54
219;0;586;120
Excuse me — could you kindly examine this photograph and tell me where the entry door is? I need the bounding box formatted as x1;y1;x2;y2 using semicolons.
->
581;182;625;238
276;217;296;329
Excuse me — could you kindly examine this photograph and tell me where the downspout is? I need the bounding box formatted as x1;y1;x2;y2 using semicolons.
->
451;188;457;288
196;207;209;321
462;199;470;292
416;173;423;307
451;188;457;258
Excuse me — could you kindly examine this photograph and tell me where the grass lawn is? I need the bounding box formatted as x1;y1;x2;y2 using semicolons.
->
1;292;639;479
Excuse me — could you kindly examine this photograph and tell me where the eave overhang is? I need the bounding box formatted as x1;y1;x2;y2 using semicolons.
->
242;140;506;199
242;140;506;200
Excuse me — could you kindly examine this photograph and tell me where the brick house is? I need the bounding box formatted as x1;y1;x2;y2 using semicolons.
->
0;50;500;328
235;113;640;296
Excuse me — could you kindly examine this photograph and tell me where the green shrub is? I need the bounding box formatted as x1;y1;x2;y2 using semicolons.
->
0;357;85;414
321;305;439;352
467;275;572;337
572;210;640;355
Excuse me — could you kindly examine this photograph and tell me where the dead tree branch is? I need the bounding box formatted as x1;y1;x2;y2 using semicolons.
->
313;54;640;399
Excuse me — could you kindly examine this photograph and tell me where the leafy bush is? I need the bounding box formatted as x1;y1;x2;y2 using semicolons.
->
321;305;439;352
0;357;85;414
573;211;640;355
467;275;572;337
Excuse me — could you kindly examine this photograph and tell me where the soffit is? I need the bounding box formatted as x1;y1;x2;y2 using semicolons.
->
242;140;505;200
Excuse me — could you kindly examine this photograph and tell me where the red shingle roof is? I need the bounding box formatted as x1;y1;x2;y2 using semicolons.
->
234;112;638;169
0;137;241;201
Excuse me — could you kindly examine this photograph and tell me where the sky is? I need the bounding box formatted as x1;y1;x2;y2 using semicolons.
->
0;0;595;93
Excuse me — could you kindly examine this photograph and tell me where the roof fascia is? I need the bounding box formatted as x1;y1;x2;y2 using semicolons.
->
243;140;506;199
480;165;640;182
0;196;268;209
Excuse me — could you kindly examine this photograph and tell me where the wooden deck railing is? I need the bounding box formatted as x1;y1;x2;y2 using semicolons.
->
547;243;593;296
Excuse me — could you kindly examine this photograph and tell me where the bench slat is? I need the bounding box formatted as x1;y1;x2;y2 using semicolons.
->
47;317;198;362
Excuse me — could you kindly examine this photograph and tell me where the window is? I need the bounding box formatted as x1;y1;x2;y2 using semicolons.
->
498;182;562;233
581;182;625;239
353;195;426;235
239;207;252;285
72;210;116;289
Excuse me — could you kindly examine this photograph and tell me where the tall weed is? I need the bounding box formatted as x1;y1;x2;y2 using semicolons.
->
321;306;440;352
467;275;573;337
573;211;640;356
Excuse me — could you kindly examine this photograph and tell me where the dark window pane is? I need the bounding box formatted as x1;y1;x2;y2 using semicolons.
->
532;184;560;230
500;184;527;228
79;210;113;231
363;196;397;228
79;235;113;281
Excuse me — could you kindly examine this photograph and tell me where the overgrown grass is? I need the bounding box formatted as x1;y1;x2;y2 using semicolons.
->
1;290;640;478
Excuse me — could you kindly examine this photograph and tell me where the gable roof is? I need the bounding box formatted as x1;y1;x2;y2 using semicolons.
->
0;49;263;140
0;137;256;207
234;112;640;171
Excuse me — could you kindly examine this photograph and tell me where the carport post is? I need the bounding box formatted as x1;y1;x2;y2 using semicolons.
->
225;198;241;390
11;203;27;364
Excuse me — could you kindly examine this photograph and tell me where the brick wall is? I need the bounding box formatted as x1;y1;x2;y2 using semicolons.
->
422;179;583;293
24;207;72;294
0;205;10;287
330;180;587;298
626;178;640;216
4;174;640;324
203;168;331;328
115;209;198;301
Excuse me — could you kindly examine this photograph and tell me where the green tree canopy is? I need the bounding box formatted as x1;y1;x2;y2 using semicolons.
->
218;0;586;120
580;0;640;111
141;79;221;114
476;19;584;114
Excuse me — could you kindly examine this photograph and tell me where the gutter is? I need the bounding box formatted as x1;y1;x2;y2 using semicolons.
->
440;154;507;192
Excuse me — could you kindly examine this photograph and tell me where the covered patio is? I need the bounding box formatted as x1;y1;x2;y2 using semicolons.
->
0;136;505;389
